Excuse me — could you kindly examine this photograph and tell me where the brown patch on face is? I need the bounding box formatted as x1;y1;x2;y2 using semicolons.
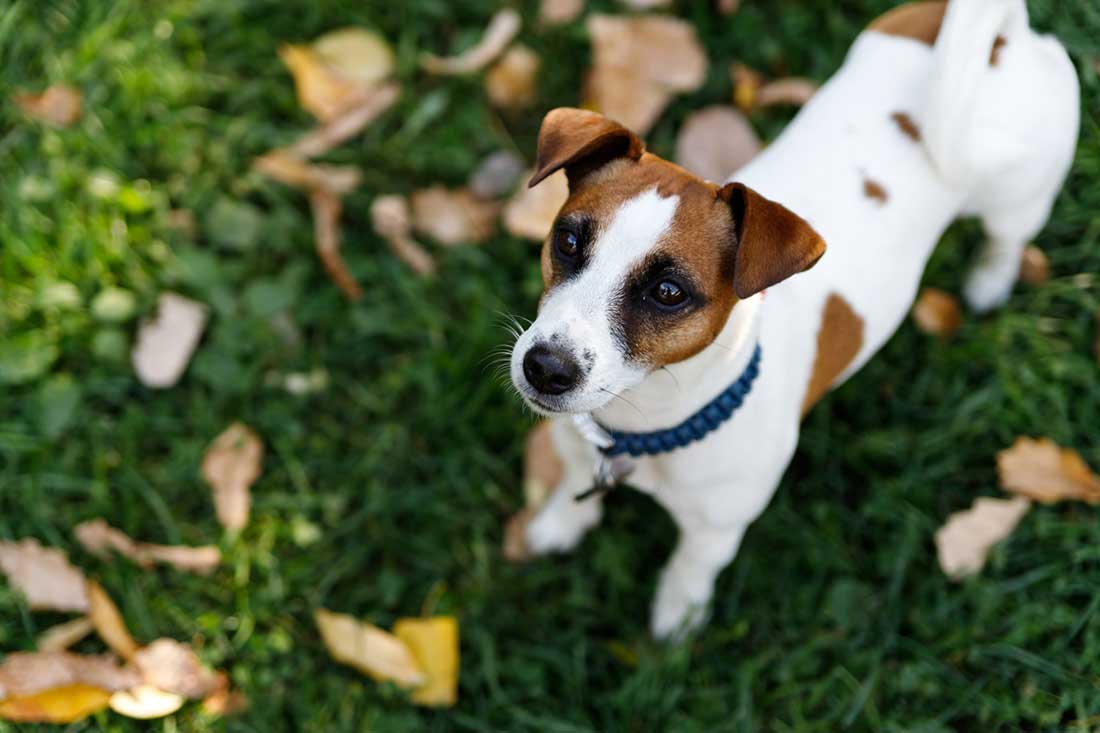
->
891;111;922;141
867;1;946;46
990;35;1007;66
863;177;889;205
801;293;864;417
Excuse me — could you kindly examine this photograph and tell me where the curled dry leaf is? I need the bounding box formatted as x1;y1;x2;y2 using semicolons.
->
311;27;394;85
0;651;140;700
253;152;362;195
912;287;961;336
421;9;521;75
87;580;140;660
369;195;437;277
503;169;569;241
539;0;585;26
37;617;95;653
934;496;1031;580
310;188;364;301
410;187;500;246
201;422;264;532
997;437;1100;504
754;77;818;109
1019;244;1050;285
13;83;82;127
109;685;185;720
74;519;220;575
314;609;425;687
674;105;761;183
485;44;541;109
585;14;707;134
0;539;89;612
392;617;459;707
132;292;209;388
133;639;219;699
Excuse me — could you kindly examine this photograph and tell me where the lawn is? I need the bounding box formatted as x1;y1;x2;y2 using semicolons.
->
2;0;1099;730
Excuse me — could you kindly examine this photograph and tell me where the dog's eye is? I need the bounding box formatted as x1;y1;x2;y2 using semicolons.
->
651;279;688;308
554;229;580;259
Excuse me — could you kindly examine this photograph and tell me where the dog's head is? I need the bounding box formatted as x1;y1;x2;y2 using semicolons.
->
510;108;826;415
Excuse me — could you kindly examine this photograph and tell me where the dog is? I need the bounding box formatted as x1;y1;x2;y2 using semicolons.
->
508;0;1079;639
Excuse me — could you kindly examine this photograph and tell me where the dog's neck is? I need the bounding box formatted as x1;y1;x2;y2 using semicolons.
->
594;294;763;433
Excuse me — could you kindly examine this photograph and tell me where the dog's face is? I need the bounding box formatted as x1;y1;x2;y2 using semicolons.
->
510;108;826;416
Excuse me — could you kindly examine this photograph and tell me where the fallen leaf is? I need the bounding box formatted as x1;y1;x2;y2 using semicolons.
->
934;496;1031;579
109;685;185;719
469;150;526;200
912;288;961;336
1019;245;1050;285
133;639;219;699
421;9;521;75
754;77;818;109
503;169;569;241
201;422;264;532
314;609;425;687
369;195;437;277
392;617;459;707
997;437;1100;504
502;507;535;563
585;14;707;133
524;421;564;509
312;27;394;85
280;44;372;122
86;580;139;660
287;83;400;159
13;84;82;127
311;188;364;300
0;652;139;700
717;0;741;15
131;292;209;388
38;617;95;653
674;105;761;182
0;539;88;612
485;44;541;109
539;0;585;26
254;151;362;195
201;672;248;716
74;519;221;575
0;684;111;723
730;63;764;112
410;187;500;246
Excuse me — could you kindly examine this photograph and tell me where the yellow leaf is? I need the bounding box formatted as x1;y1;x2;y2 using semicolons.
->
997;437;1100;504
37;617;95;652
87;580;140;660
312;28;394;85
0;683;110;723
109;685;185;719
393;617;459;707
485;44;540;109
314;609;425;687
279;44;372;123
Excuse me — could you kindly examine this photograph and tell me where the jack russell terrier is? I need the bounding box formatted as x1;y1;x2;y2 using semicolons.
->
507;0;1079;639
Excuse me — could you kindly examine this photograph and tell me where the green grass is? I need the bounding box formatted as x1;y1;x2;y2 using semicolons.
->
2;0;1099;730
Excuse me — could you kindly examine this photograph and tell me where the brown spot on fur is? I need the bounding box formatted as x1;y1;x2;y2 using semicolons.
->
891;111;922;141
990;35;1007;66
801;294;864;417
867;1;946;46
863;177;889;204
524;421;563;506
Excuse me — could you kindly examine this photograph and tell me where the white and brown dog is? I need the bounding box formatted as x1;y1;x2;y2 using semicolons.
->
508;0;1079;638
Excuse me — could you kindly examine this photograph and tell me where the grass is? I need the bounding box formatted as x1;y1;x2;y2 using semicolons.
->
1;0;1099;730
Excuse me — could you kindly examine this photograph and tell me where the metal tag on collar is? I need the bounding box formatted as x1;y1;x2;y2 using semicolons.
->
572;413;634;501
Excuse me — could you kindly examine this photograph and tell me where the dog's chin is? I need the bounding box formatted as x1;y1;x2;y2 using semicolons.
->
512;384;614;417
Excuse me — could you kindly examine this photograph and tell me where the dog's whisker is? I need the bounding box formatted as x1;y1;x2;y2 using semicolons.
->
600;387;646;422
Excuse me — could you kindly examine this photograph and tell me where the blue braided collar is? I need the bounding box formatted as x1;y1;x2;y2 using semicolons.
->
599;344;762;458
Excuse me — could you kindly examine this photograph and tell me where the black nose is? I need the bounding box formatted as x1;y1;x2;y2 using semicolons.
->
523;344;581;396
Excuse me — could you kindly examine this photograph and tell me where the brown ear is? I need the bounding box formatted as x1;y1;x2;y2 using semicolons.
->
720;182;826;298
529;108;645;188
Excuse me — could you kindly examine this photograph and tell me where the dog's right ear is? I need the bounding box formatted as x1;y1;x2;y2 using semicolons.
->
528;108;645;188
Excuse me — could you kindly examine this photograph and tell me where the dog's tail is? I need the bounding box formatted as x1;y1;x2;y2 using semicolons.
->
923;0;1031;188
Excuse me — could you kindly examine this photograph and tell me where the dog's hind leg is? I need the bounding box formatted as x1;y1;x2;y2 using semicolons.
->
963;200;1053;313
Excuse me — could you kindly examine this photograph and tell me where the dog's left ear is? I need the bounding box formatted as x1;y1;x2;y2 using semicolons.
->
719;182;826;299
529;108;645;188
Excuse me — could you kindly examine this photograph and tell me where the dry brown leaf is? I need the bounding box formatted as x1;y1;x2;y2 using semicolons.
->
310;188;365;301
730;63;764;112
201;422;264;532
392;617;459;707
201;671;248;716
312;27;394;85
912;288;961;336
539;0;585;26
109;685;185;719
0;539;88;612
0;652;139;700
997;437;1100;504
934;496;1031;579
0;684;111;723
288;83;400;159
503;169;569;241
410;187;500;246
421;9;521;75
13;84;82;127
131;292;209;388
524;421;564;509
502;507;535;563
754;77;818;109
133;639;219;699
87;580;140;660
369;195;437;277
717;0;742;15
1019;244;1050;285
254;151;362;195
38;617;95;653
485;45;541;109
585;14;707;134
315;609;425;687
674;105;761;183
74;519;220;575
280;44;373;122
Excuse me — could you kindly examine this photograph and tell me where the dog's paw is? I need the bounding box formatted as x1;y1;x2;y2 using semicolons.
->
650;578;709;641
524;502;599;556
964;266;1015;314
